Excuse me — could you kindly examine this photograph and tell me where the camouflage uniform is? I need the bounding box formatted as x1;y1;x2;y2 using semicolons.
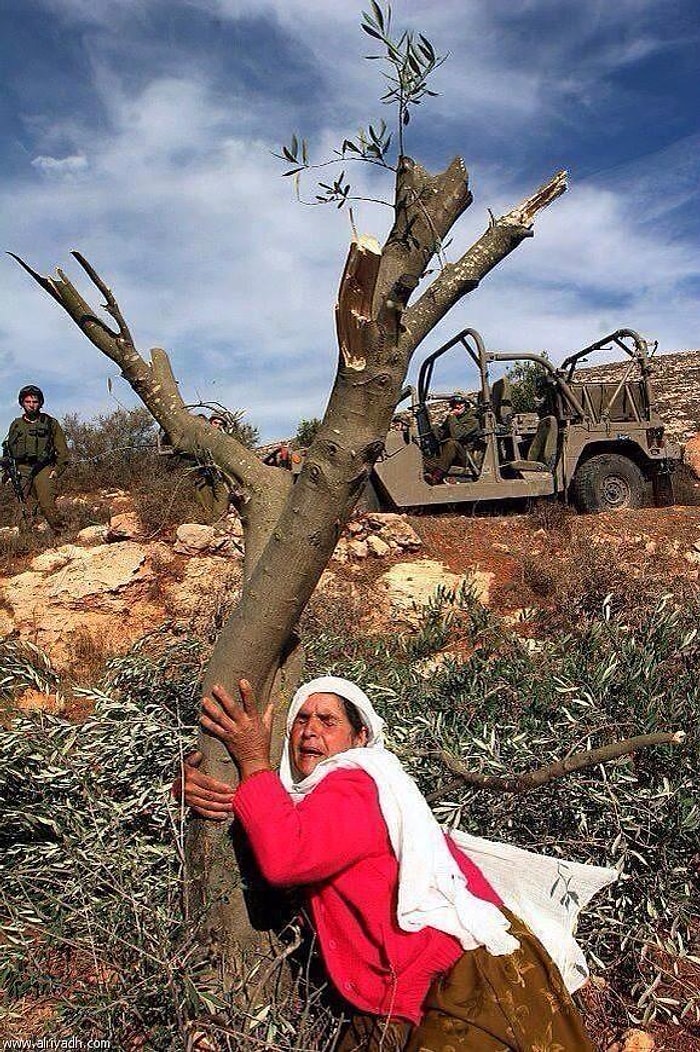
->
425;402;482;481
3;412;70;530
193;466;230;523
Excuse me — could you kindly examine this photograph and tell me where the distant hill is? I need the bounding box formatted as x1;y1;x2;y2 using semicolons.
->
578;349;700;441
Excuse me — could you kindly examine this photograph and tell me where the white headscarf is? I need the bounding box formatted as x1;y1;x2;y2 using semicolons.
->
280;675;519;957
279;675;618;991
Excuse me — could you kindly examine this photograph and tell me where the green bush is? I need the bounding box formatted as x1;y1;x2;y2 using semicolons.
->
294;417;321;448
505;357;551;413
1;584;698;1046
61;407;157;493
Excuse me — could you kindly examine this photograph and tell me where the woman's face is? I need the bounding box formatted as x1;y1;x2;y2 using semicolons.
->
289;692;368;778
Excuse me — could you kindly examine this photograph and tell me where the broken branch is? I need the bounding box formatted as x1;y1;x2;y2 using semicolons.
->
9;251;275;501
335;235;382;373
400;169;568;358
426;730;685;799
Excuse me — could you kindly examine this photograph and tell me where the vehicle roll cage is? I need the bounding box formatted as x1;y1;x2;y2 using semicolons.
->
414;327;654;424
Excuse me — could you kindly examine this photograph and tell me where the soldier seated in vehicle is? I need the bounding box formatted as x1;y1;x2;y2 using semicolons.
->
1;385;69;532
424;393;482;485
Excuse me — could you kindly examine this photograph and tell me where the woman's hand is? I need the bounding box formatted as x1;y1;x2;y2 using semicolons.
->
172;750;236;820
200;679;273;782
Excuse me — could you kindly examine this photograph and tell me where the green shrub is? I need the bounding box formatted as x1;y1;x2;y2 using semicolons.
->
505;356;551;413
1;584;698;1046
294;417;321;448
61;407;157;493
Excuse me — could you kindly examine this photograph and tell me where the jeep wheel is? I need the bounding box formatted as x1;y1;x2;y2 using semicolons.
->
571;454;645;513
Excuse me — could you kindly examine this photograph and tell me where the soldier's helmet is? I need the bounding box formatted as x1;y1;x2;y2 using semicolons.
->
448;392;469;407
18;384;44;407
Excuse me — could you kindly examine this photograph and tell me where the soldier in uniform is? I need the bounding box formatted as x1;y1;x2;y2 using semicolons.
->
193;414;230;523
2;385;70;530
425;393;482;484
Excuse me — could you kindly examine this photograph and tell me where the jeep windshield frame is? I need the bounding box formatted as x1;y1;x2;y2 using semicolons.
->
416;327;587;418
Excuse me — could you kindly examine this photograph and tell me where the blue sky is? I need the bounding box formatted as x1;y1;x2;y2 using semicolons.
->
1;0;698;441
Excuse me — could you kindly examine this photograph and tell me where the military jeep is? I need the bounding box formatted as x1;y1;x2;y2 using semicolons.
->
366;327;680;513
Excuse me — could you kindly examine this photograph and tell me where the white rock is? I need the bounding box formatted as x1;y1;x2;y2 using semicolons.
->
347;539;369;559
380;561;495;619
31;550;73;573
174;523;217;554
77;524;107;546
4;543;147;617
364;512;421;550
365;512;404;529
30;544;86;573
367;535;391;557
106;512;141;541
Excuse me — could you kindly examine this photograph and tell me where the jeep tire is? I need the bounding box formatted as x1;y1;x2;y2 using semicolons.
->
571;454;646;513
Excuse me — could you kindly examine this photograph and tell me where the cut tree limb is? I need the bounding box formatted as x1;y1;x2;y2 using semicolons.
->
8;250;281;512
335;235;382;372
400;170;568;357
426;730;686;799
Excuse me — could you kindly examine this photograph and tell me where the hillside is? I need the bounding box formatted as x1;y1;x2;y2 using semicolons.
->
1;497;699;1052
1;352;700;1052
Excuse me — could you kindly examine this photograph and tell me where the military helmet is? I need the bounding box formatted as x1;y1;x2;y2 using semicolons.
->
18;384;44;407
448;391;469;407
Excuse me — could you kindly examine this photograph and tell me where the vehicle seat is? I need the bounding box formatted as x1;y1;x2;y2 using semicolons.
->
503;415;558;473
491;377;514;427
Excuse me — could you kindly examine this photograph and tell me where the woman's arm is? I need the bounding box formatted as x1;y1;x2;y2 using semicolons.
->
233;767;386;886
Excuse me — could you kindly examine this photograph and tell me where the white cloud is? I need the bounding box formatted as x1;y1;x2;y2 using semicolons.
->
2;0;697;441
31;154;89;174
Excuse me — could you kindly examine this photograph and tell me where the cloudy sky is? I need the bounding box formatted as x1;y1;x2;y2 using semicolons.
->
1;0;698;440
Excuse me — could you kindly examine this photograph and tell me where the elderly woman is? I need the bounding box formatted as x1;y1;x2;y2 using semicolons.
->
183;676;612;1052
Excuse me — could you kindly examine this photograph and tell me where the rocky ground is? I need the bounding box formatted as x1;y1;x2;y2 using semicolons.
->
2;475;700;1050
2;480;700;715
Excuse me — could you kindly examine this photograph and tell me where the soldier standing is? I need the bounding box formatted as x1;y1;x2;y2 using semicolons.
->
193;414;230;523
2;385;70;531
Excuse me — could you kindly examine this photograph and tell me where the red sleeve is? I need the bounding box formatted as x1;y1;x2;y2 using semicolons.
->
232;768;388;887
445;835;502;906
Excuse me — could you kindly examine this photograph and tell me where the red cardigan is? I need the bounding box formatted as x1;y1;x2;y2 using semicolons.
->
232;767;502;1024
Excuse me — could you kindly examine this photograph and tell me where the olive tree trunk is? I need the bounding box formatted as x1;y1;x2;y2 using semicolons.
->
12;158;567;971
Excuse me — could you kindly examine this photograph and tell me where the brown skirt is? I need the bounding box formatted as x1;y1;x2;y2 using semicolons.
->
405;910;595;1052
339;911;594;1052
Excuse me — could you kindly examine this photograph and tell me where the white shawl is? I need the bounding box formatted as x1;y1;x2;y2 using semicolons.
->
281;676;617;992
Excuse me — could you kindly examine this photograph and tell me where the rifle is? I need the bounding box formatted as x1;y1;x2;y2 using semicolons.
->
0;453;31;525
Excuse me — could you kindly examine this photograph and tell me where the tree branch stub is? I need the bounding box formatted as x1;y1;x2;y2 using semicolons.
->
400;169;568;358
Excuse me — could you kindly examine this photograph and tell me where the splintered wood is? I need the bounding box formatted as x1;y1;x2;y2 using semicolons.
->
335;235;382;372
